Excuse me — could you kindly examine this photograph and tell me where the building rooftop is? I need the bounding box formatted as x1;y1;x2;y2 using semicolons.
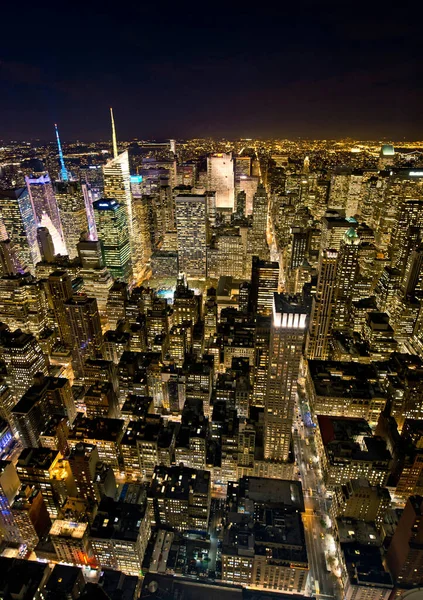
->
90;496;147;542
149;465;210;500
50;519;88;539
341;543;393;589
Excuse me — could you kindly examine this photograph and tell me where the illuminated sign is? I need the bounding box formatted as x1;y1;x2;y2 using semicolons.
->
130;175;143;183
410;171;423;177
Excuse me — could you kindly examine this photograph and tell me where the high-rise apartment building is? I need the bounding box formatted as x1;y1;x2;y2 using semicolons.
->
93;199;132;282
207;153;235;210
264;294;307;461
0;188;41;270
175;194;207;278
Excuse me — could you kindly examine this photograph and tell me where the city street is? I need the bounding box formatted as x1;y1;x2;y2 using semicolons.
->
293;398;337;600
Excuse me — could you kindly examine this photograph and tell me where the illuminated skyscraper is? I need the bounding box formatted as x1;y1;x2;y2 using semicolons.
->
264;294;307;461
207;153;235;210
333;228;360;332
175;194;207;278
248;183;269;260
64;296;103;378
93;199;132;282
47;270;73;346
25;173;67;255
0;188;41;271
306;249;338;359
55;181;90;259
103;151;133;241
250;257;279;316
77;238;114;321
2;330;48;401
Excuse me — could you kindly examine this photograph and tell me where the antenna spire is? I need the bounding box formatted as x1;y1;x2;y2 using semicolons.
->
54;123;69;182
110;107;118;159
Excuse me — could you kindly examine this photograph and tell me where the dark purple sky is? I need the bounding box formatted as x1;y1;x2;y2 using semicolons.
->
1;0;422;141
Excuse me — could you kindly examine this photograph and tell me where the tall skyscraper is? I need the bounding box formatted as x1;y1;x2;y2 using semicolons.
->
0;188;41;271
250;257;279;316
264;294;307;461
103;151;133;241
47;270;73;345
207;153;235;210
248;184;269;260
55;181;90;259
306;249;338;359
333;228;360;331
2;330;48;401
93;199;132;282
64;296;103;378
175;194;207;279
37;227;55;262
25;173;67;256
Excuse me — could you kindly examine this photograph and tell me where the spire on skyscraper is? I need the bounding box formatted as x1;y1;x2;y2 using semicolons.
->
110;107;118;159
54;123;69;182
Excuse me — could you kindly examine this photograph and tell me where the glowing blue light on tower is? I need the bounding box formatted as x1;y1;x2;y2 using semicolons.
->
54;123;69;182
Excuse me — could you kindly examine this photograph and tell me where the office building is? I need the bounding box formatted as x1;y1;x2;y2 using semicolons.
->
25;173;67;255
2;329;48;401
264;294;307;461
93;199;132;281
248;183;269;260
306;249;338;359
148;465;211;532
16;447;75;518
0;187;41;270
90;496;151;576
250;256;279;316
316;416;392;487
175;193;207;278
50;519;96;567
386;495;423;587
64;295;103;378
103;151;133;240
54;181;89;259
207;153;235;210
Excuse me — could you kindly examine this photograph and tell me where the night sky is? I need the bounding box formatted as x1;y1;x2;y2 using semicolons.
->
1;0;422;141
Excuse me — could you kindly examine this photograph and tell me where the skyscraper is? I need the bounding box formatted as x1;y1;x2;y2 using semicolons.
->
47;270;73;346
175;194;207;278
25;173;67;256
248;184;269;260
0;188;41;271
250;257;279;316
64;296;103;378
55;181;90;259
264;294;307;461
103;151;133;241
207;153;235;210
306;249;338;359
2;330;48;401
333;228;360;331
93;199;132;282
